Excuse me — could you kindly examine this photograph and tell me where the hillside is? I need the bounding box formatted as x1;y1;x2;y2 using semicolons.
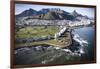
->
15;8;87;20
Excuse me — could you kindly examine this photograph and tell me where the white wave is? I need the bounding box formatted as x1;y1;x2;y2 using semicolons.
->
79;48;85;54
73;33;88;55
62;49;72;53
54;47;61;50
73;34;88;46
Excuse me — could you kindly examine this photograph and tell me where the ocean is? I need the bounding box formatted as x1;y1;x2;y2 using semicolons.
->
73;27;95;61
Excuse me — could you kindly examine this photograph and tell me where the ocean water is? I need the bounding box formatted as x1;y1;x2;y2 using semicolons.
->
73;27;95;61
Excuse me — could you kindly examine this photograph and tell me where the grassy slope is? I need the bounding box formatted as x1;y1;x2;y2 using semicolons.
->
15;26;72;48
15;26;59;38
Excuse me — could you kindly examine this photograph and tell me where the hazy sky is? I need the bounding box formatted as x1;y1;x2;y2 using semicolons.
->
15;4;95;18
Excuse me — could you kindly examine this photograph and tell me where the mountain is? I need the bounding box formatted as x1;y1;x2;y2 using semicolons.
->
15;8;89;20
38;8;50;14
71;10;82;17
16;8;38;18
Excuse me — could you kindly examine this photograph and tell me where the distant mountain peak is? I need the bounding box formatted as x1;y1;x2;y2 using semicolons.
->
72;10;79;16
28;8;34;11
73;10;77;13
16;8;37;17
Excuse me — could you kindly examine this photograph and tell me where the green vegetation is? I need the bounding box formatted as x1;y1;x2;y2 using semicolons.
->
15;26;72;48
16;33;71;48
15;26;59;38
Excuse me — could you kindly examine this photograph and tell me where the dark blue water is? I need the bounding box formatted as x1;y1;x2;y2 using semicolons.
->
74;27;95;61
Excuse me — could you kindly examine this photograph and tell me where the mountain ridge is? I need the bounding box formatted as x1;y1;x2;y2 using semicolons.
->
16;8;89;20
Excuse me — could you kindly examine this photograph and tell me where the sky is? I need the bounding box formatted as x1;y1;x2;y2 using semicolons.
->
15;4;95;18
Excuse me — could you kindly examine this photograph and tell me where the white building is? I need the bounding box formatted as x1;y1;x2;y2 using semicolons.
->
55;26;67;40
